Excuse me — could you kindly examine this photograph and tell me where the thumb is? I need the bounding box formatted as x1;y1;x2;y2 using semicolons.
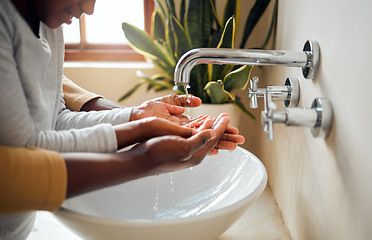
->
165;103;185;115
186;96;202;107
187;130;216;153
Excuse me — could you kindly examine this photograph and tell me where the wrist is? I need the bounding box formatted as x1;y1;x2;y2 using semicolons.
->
114;121;144;149
129;106;137;121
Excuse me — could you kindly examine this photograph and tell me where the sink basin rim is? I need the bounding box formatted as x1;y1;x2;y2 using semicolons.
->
55;148;267;226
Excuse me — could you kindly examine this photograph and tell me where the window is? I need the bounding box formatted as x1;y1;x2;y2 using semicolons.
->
64;0;154;61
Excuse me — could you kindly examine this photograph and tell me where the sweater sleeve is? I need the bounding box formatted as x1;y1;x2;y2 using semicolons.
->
62;75;103;112
0;146;67;214
0;20;127;153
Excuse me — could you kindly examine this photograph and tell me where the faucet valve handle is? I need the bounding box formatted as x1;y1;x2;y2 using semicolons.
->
248;77;300;109
262;91;275;141
261;97;333;142
248;76;259;109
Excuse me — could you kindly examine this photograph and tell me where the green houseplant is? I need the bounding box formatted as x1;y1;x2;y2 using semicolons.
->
120;0;277;119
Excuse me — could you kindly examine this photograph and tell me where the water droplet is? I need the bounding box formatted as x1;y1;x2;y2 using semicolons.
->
184;85;191;118
154;175;160;214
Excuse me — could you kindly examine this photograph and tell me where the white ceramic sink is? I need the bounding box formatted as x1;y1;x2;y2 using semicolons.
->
54;147;267;240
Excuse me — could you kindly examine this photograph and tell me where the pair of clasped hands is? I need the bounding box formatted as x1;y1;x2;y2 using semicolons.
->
113;94;245;175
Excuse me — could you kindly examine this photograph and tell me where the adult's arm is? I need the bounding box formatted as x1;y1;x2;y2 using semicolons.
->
0;146;67;214
62;76;104;111
62;76;126;112
0;113;228;214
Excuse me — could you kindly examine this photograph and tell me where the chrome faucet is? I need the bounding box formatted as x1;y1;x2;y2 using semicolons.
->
174;40;320;86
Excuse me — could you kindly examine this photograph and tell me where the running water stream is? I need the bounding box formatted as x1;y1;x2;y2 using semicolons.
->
185;85;191;118
153;85;194;217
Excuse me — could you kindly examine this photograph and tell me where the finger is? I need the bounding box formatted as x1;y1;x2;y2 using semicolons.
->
225;125;239;134
183;130;216;160
145;118;194;138
196;116;230;155
197;117;213;131
211;113;230;129
160;94;202;108
174;95;202;107
220;133;245;144
164;103;185;115
214;140;238;151
212;115;231;133
184;115;208;128
186;96;202;107
178;115;191;125
189;115;208;122
207;148;219;155
167;115;183;125
184;121;202;128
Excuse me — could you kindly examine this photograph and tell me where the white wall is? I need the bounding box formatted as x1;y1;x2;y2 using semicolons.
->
258;1;372;239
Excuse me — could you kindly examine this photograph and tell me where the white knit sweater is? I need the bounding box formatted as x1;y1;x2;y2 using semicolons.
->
0;0;133;153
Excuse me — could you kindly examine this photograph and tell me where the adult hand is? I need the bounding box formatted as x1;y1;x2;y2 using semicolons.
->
130;94;201;124
130;129;216;174
183;113;245;154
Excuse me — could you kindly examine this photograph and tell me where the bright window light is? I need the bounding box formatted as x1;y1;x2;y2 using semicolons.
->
63;19;80;44
63;0;145;44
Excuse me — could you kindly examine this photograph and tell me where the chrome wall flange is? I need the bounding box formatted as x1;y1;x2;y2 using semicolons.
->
302;40;320;79
310;98;333;138
283;77;300;107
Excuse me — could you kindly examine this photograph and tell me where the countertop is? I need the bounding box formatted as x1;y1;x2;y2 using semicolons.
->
28;186;291;240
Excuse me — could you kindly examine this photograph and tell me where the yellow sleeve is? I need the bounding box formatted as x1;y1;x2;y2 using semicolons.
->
62;75;103;111
0;146;67;214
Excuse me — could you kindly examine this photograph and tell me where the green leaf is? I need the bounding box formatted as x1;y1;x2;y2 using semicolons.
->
240;0;271;49
261;0;278;49
154;0;166;17
185;0;212;48
209;17;236;81
152;10;165;44
223;65;254;91
204;80;233;104
202;0;214;47
148;59;173;77
223;0;240;30
216;16;235;48
165;17;176;58
165;0;176;18
209;0;222;30
118;81;145;102
210;28;223;48
233;99;255;120
136;71;178;92
180;0;186;25
171;16;192;59
122;22;175;73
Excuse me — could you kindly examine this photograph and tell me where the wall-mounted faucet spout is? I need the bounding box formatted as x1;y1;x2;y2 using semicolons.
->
174;40;319;86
